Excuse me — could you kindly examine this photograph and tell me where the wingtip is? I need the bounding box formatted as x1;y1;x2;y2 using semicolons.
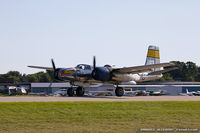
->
27;66;36;68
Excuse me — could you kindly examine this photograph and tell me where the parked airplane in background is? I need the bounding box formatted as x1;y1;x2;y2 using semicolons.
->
186;89;194;96
28;45;177;97
179;89;194;96
149;90;167;96
185;89;200;96
192;91;200;96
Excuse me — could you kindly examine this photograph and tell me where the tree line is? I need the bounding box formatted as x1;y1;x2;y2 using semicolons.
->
160;61;200;81
0;61;200;83
0;70;54;83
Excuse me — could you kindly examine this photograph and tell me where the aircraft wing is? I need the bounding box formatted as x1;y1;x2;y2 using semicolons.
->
28;66;54;70
148;67;178;75
112;62;175;74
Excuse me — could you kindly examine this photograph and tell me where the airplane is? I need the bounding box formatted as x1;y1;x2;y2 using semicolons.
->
179;88;194;96
28;45;177;97
192;91;200;96
186;89;194;96
185;89;200;96
148;90;167;96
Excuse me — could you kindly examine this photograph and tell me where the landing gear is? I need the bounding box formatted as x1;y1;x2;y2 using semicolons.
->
67;87;85;97
76;87;85;96
67;87;74;97
115;87;124;97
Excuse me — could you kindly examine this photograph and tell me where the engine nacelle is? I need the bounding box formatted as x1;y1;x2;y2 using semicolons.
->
92;67;111;81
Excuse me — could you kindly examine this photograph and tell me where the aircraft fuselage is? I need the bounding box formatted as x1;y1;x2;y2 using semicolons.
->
56;64;162;85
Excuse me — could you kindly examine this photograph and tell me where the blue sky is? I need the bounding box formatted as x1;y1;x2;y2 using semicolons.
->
0;0;200;74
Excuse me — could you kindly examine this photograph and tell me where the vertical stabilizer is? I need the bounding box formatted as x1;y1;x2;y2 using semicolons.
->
186;89;189;94
145;45;160;71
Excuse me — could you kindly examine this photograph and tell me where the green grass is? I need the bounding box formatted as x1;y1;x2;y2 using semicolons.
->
0;102;200;133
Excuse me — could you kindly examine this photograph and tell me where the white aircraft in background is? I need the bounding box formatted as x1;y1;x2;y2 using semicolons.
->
186;89;200;96
28;45;177;97
193;91;200;96
186;89;194;96
149;90;167;96
179;89;194;96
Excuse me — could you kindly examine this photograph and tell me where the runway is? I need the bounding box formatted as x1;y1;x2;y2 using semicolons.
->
0;96;200;102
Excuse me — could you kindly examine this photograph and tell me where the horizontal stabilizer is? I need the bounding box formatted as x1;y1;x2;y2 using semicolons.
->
148;67;178;75
28;66;54;70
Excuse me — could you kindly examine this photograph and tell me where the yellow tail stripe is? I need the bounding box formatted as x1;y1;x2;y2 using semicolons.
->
147;49;160;58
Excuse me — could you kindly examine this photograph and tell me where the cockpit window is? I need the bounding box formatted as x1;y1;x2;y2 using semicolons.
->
76;65;85;70
76;64;91;70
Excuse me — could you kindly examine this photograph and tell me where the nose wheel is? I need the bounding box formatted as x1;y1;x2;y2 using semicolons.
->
115;87;124;97
76;87;85;96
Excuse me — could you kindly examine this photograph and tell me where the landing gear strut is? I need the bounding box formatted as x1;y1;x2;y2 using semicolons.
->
115;87;124;97
76;87;85;96
67;87;74;97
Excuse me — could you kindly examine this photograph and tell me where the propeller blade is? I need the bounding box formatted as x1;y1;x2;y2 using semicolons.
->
93;56;96;69
51;59;56;70
50;59;60;81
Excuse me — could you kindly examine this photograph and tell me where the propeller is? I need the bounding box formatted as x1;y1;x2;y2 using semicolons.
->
51;58;59;80
51;59;56;70
92;56;97;78
93;56;96;69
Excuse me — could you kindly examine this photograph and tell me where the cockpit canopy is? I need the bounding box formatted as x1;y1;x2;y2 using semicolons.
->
76;64;92;70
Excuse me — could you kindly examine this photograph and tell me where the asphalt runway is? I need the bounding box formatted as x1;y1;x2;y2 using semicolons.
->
0;96;200;102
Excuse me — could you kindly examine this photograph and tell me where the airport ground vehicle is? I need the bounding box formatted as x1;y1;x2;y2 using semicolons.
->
8;86;27;95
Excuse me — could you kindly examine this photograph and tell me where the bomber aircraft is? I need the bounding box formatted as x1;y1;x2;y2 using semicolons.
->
28;45;177;97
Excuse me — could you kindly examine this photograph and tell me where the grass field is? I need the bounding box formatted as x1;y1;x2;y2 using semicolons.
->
0;102;200;133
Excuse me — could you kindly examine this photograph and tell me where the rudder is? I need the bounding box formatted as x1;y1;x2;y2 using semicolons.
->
145;45;160;71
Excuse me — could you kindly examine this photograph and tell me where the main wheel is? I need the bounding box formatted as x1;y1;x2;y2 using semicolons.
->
67;87;74;97
115;87;124;97
76;87;85;96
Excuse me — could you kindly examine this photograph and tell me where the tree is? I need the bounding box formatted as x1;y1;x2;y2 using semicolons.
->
20;74;27;82
34;72;51;82
39;73;51;82
160;73;174;81
4;71;22;83
184;62;198;81
195;67;200;81
164;61;199;81
168;61;186;81
26;74;38;82
6;71;21;77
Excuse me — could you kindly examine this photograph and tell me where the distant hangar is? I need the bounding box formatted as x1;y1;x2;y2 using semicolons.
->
30;81;200;96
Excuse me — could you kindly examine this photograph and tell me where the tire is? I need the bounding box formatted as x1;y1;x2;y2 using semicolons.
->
67;88;74;97
76;87;85;96
115;87;124;97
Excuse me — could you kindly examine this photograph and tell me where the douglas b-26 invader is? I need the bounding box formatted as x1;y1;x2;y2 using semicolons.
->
28;45;177;97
